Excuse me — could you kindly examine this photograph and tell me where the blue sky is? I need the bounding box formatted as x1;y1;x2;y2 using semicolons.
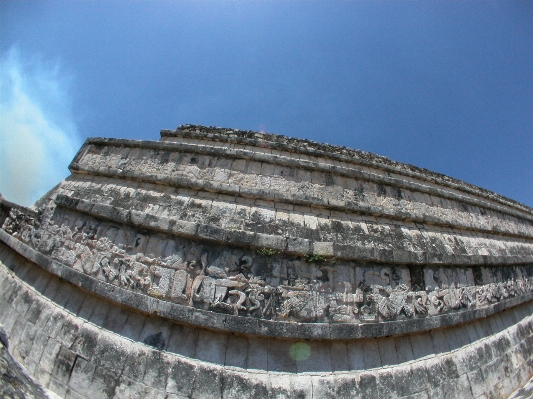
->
1;1;532;207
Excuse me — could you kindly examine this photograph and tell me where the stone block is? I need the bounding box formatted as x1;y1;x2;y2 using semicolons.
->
140;315;171;351
143;351;171;391
377;369;398;398
195;329;228;365
444;327;463;351
48;376;69;398
296;341;332;373
358;372;379;399
247;337;268;371
331;341;350;372
402;391;430;399
377;336;399;366
290;374;313;399
7;315;26;352
311;375;336;399
395;335;415;363
102;306;129;334
167;359;196;397
89;365;121;399
191;364;222;399
169;219;200;238
441;374;475;399
93;333;129;373
14;321;37;360
267;339;297;372
408;364;431;394
24;331;49;374
115;376;150;399
121;311;148;342
51;345;77;384
346;339;365;371
68;355;97;396
12;289;33;315
65;388;87;399
362;338;382;369
335;373;361;399
70;323;99;360
76;295;98;321
312;241;334;257
221;371;252;399
56;315;82;348
224;334;248;368
32;270;51;293
286;237;311;254
269;374;292;399
255;233;287;251
430;329;450;354
42;278;62;304
122;345;149;381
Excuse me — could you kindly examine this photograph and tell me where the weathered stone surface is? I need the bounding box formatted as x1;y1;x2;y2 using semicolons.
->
1;125;533;398
0;327;50;399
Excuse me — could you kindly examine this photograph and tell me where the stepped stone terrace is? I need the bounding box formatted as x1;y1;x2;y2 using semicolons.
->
1;125;532;398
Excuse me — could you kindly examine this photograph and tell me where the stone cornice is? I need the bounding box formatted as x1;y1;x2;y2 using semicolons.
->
53;194;533;266
69;137;533;235
162;126;533;217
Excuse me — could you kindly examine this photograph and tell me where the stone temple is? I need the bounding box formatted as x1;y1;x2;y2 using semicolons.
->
1;125;533;399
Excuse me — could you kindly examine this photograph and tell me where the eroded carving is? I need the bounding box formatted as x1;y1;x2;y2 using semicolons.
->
11;208;533;324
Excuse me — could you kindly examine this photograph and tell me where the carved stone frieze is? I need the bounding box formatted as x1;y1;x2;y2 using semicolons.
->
14;206;533;324
1;209;36;241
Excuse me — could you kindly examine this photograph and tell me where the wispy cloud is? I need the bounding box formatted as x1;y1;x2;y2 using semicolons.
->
0;48;81;207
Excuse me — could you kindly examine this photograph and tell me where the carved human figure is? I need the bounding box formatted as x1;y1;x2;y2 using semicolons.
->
72;219;87;243
148;265;174;298
278;287;314;321
131;262;152;290
169;269;189;301
72;243;96;275
118;262;134;288
101;257;117;282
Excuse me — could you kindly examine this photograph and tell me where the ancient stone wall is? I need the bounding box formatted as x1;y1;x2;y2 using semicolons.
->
1;125;532;398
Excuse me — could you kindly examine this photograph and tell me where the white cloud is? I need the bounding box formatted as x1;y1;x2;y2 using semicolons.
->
0;48;81;207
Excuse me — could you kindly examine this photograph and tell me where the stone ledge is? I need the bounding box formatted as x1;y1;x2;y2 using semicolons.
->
2;228;532;341
70;159;533;241
162;126;533;217
54;193;533;266
72;137;533;226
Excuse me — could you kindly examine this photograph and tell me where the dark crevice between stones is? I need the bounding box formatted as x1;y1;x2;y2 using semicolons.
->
143;331;166;350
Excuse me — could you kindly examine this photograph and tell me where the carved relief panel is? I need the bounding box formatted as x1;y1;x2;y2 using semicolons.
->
8;205;533;325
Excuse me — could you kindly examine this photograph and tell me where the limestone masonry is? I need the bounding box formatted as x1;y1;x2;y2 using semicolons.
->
1;125;532;398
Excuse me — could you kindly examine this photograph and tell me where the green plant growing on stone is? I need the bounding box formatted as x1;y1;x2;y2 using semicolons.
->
256;248;279;257
304;254;335;264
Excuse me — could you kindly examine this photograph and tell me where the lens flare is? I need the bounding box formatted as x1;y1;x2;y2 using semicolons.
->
290;342;310;361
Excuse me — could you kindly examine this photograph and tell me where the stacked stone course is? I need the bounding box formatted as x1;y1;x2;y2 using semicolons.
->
1;125;532;398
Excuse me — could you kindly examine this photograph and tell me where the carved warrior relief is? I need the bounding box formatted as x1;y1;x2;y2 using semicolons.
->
5;207;533;324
